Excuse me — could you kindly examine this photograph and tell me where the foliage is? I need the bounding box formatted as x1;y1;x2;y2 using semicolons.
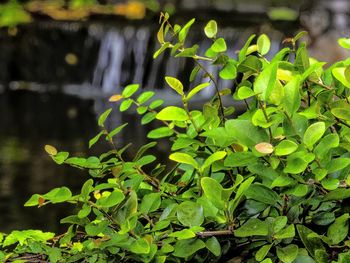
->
3;14;350;262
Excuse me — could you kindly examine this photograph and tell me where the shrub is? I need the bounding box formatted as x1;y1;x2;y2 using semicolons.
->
3;14;350;262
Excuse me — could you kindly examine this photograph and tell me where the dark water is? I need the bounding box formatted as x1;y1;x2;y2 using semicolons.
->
0;0;346;233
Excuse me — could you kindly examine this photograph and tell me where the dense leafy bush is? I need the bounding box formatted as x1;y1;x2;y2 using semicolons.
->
3;14;350;262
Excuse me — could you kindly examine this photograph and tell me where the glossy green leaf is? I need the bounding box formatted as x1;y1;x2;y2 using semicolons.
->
327;158;350;173
204;20;217;38
219;60;237;80
327;214;349;245
156;106;188;121
201;151;227;171
179;18;195;42
277;245;298;263
210;38;227;53
234;218;269;237
274;224;295;240
169;229;196;240
98;108;112;127
187;82;210;100
254;62;278;101
255;244;272;261
97;189;124;208
137;91;155;104
275;140;298;156
169;152;198;169
141;112;157;125
331;107;350;121
205;237;221;256
283;75;301;116
122;84;139;98
236;86;256;99
177;201;204;227
120;99;133;112
129;238;150;254
245;184;279;205
140;193;161;214
257;34;271;55
173;239;205;258
147;127;174;139
165;76;184;96
333;67;350;88
303;122;325;149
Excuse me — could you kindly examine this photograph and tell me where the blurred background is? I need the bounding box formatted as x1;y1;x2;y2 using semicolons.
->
0;0;349;233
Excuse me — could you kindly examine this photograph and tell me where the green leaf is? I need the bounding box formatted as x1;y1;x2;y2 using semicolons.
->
284;151;315;174
175;45;199;58
122;84;139;98
274;225;295;240
98;108;112;127
52;151;69;165
254;62;278;101
97;189;124;208
206;237;221;256
238;34;256;62
169;152;199;169
219;60;237;80
153;42;170;59
296;225;325;258
140;193;161;214
204;20;217;38
137;91;155;104
149;99;164;109
120;99;133;112
238;55;262;73
324;189;350;201
234;218;269;237
257;34;271;55
173;239;205;258
169;229;196;240
156;106;189;121
327;157;350;173
295;43;310;71
224;152;257;167
201;177;225;209
179;18;195;42
187;83;210;101
245;184;279;205
275;140;298;156
141;112;157;125
130;238;150;254
327;214;349;245
331;107;350;121
201;151;227;171
78;203;91;218
177;201;204;227
332;67;350;88
283;75;301;116
338;38;350;49
108;123;128;139
314;134;339;159
303;122;325;149
228;176;255;214
235;86;256;100
165;76;184;96
321;178;339;191
277;245;299;263
147;127;174;139
210;38;227;53
43;187;72;204
255;244;272;261
312;212;335;226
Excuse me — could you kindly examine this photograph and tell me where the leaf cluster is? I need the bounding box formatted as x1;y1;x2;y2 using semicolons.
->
3;15;350;263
